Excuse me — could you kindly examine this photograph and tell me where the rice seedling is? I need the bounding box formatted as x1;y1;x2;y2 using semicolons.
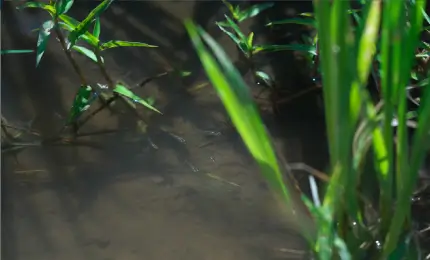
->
187;0;430;258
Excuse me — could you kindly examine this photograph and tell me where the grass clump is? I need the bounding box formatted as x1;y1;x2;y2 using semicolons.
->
187;0;430;258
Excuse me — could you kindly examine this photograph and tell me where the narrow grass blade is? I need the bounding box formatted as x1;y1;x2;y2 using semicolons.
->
185;20;314;239
67;0;114;49
93;17;101;38
216;23;247;55
1;49;34;54
100;40;157;50
113;83;162;114
266;18;316;27
253;44;316;55
382;0;428;256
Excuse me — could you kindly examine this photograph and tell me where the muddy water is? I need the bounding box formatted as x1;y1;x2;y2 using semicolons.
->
2;1;326;260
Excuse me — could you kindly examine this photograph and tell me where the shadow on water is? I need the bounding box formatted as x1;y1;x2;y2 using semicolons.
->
1;1;329;259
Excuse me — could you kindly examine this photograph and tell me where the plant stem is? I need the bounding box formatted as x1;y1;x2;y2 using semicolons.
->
54;17;88;86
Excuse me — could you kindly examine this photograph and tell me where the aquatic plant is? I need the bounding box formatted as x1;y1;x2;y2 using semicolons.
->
2;0;189;154
188;0;430;258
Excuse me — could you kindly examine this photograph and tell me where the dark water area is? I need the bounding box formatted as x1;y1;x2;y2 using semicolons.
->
1;1;328;259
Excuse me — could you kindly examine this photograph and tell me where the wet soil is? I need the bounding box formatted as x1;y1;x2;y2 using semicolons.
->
1;1;326;260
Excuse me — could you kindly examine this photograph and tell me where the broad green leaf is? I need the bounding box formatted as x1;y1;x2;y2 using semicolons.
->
93;17;101;38
1;49;34;55
67;0;114;49
36;20;55;67
236;2;274;22
72;45;103;63
113;83;162;114
18;2;55;15
253;44;317;55
55;0;74;16
68;85;96;123
266;18;316;27
100;40;157;50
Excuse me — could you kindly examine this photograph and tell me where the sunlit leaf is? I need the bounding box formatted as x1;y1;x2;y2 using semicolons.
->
36;20;55;67
68;85;96;124
93;17;101;38
1;49;34;55
179;71;192;77
236;2;274;22
113;83;162;114
55;0;74;16
67;0;114;50
255;71;274;88
58;15;99;47
100;40;157;50
247;32;254;48
185;19;309;228
72;45;103;63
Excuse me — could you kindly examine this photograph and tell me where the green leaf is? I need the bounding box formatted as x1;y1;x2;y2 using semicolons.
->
100;40;157;50
221;0;236;17
216;22;247;55
252;44;317;55
266;18;316;27
67;0;114;50
422;7;430;26
71;45;103;63
247;32;254;48
185;20;313;240
236;2;274;22
68;85;96;123
179;71;192;77
255;71;274;88
93;17;101;38
113;83;162;114
36;20;55;67
417;77;429;87
18;2;56;15
224;15;247;44
58;15;100;47
1;49;34;55
55;0;74;16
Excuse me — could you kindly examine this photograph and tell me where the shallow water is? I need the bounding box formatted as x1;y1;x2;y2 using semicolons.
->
2;1;326;259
